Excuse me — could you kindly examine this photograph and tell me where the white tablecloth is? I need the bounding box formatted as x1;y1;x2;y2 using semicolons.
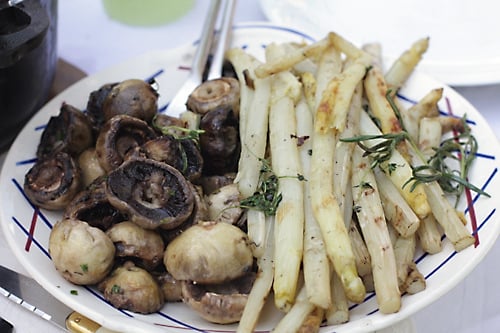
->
1;1;499;332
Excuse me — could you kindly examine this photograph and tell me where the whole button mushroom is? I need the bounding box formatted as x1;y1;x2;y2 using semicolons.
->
164;221;253;284
49;218;115;285
98;261;164;314
106;221;165;271
186;77;240;116
102;79;159;123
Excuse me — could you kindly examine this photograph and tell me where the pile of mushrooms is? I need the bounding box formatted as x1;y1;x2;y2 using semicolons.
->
24;76;257;323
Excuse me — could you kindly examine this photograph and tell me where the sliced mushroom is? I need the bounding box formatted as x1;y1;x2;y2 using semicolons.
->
164;221;253;284
63;176;126;231
102;79;159;123
205;183;243;225
98;261;164;314
186;77;240;116
24;151;82;210
199;107;240;175
95;114;157;173
181;272;256;324
49;218;115;285
106;221;165;271
36;103;94;159
105;158;194;230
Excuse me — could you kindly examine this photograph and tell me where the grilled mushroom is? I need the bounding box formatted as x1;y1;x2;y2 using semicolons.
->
102;79;159;123
86;82;118;134
155;271;183;302
106;221;165;271
24;151;82;210
164;221;253;284
78;147;106;187
205;183;243;225
199;106;240;175
98;261;164;314
186;77;240;116
105;158;194;230
49;218;115;285
36;103;94;159
159;183;208;244
95;114;157;173
181;272;256;324
128;135;203;183
63;176;126;231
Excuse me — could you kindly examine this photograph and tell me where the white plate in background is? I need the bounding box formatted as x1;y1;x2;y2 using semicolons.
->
1;22;499;333
259;0;500;86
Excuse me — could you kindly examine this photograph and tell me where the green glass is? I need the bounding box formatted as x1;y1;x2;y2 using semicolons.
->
102;0;195;26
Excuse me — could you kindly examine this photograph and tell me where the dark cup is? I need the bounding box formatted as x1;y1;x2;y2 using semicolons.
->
0;0;58;152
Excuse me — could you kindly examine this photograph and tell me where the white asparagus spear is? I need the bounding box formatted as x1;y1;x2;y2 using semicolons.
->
268;69;305;311
351;146;401;314
416;117;475;251
374;168;420;237
236;217;275;333
297;95;331;309
310;60;366;303
358;111;431;219
384;37;430;93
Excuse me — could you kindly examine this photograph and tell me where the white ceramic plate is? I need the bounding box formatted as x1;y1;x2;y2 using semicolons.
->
1;22;499;333
258;0;500;86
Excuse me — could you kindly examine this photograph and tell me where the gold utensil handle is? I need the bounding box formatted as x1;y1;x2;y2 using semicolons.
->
66;312;117;333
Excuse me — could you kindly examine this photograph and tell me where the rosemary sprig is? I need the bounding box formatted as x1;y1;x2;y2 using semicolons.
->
340;95;488;202
341;132;408;169
404;117;489;202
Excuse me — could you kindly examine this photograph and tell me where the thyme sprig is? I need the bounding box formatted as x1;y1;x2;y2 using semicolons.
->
156;125;205;142
240;158;283;216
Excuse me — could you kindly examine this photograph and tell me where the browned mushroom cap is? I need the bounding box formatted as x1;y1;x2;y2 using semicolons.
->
36;103;94;159
106;221;165;271
24;151;82;210
159;183;209;244
102;79;159;123
155;271;183;302
199;173;236;195
199;106;240;175
95;114;157;173
129;135;203;183
86;82;118;134
151;113;189;137
181;272;256;324
186;77;240;116
164;221;254;284
98;261;164;314
105;158;194;230
63;176;126;230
